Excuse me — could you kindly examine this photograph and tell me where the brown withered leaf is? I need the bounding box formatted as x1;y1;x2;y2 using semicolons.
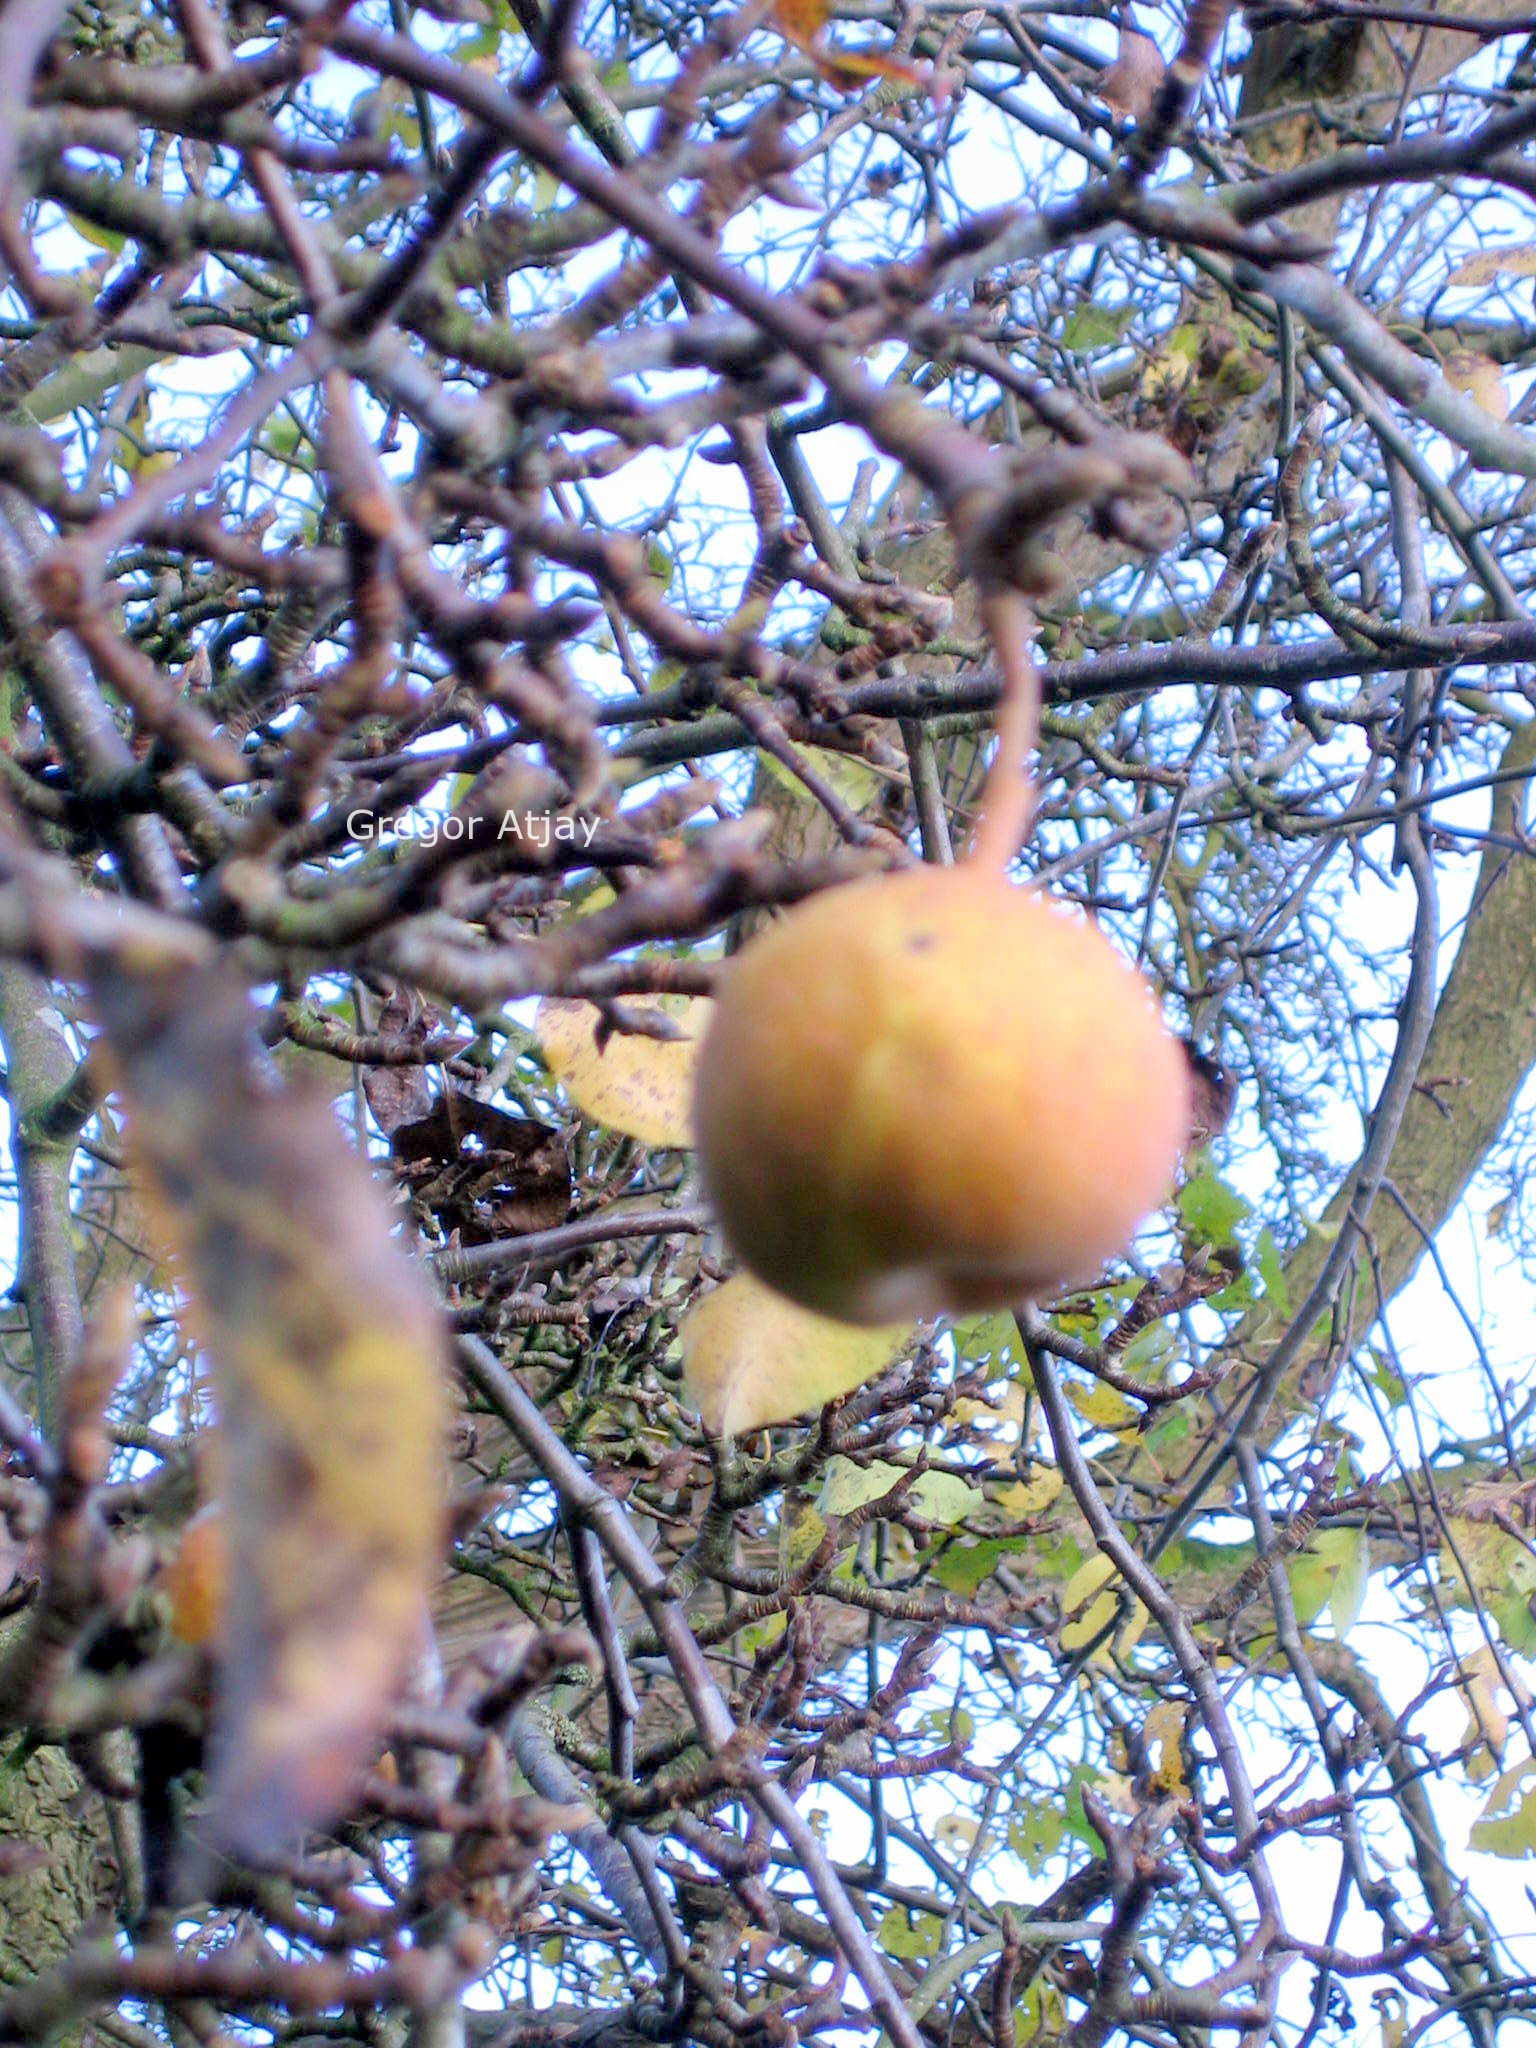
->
1445;242;1536;289
1098;24;1165;120
88;957;447;1865
771;0;824;46
770;0;924;91
1181;1043;1238;1151
812;45;925;89
361;983;442;1136
392;1092;571;1242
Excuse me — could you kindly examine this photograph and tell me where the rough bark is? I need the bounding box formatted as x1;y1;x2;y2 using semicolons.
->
0;1743;102;1992
0;973;114;2029
1236;716;1536;1378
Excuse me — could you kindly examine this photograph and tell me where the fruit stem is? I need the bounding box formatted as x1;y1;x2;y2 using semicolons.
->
968;590;1042;872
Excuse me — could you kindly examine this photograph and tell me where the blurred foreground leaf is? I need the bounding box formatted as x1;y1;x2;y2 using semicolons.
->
90;958;446;1865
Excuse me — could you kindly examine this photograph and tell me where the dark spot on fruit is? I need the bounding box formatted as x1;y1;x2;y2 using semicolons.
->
908;932;937;952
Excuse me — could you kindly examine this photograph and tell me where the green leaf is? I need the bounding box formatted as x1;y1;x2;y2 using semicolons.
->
1062;1765;1109;1846
1326;1525;1370;1638
1210;1265;1259;1313
1441;1514;1536;1654
1061;303;1135;352
265;414;305;464
943;1708;975;1746
934;1539;1007;1596
1167;320;1203;361
948;1310;1018;1373
911;1470;986;1524
1470;1759;1536;1857
1119;1321;1175;1377
1047;1279;1138;1346
1288;1526;1370;1636
1141;1408;1191;1458
269;994;359;1097
878;1906;943;1959
738;1611;788;1655
817;1456;983;1525
450;20;501;60
819;1456;906;1516
758;742;881;813
1366;1350;1406;1407
1254;1227;1290;1315
0;672;22;749
64;210;125;256
1286;1546;1331;1628
1177;1166;1251;1248
1007;1801;1066;1874
1016;1980;1066;2045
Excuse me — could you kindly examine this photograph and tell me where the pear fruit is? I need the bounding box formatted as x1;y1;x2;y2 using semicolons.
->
692;866;1190;1326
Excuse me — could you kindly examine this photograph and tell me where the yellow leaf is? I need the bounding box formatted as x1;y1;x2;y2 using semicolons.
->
1114;1598;1148;1662
950;1381;1028;1461
1457;1644;1532;1780
680;1271;910;1434
1377;1989;1408;2048
536;991;710;1145
991;1467;1063;1516
1066;1379;1139;1433
1060;1553;1116;1651
779;1495;830;1574
1062;1553;1116;1607
1443;349;1509;421
993;1382;1030;1429
1446;243;1536;288
1142;1699;1191;1797
1060;1552;1145;1660
1140;326;1199;404
1096;1769;1137;1815
935;1812;979;1853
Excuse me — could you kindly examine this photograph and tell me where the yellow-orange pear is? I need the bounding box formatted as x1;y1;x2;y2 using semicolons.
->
692;867;1189;1326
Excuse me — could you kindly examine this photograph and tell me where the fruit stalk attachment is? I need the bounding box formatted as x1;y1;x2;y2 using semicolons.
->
968;588;1043;874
